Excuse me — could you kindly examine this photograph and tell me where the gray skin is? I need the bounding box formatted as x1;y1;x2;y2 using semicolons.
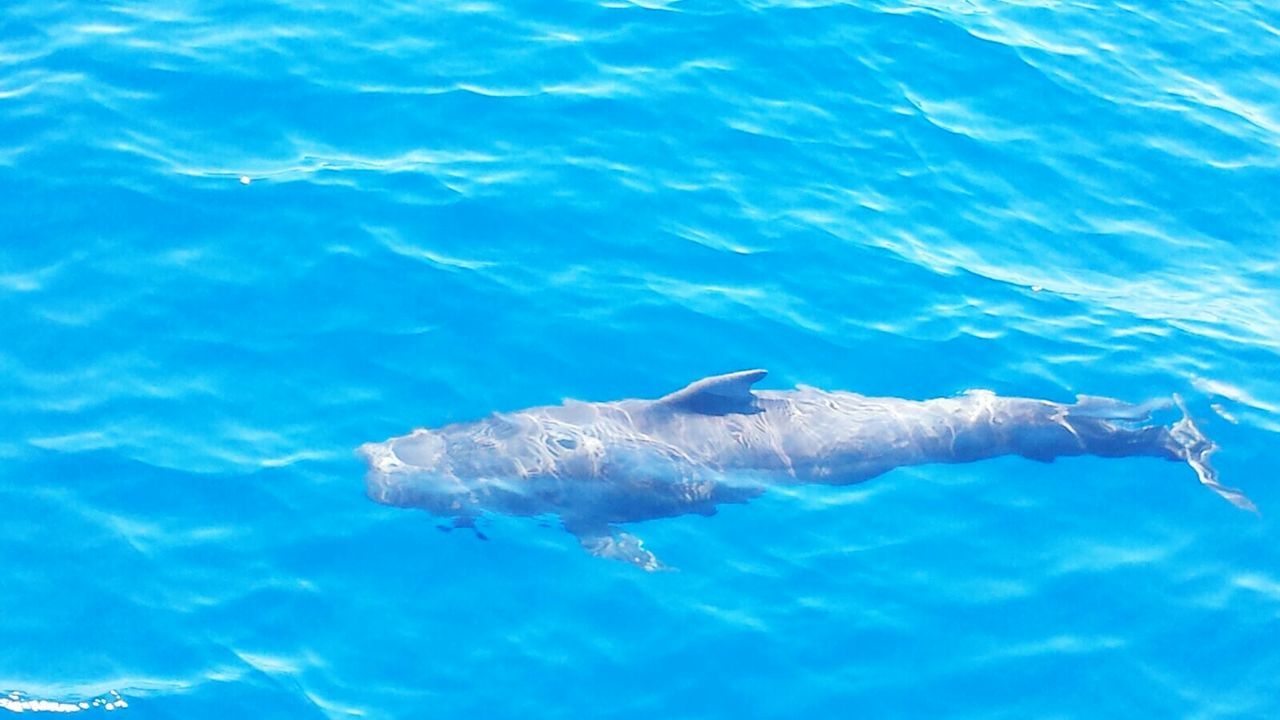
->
360;370;1254;570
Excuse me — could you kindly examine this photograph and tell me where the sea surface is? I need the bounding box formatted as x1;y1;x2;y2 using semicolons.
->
2;0;1279;717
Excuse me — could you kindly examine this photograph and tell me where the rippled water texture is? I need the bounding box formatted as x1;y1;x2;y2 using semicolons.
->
3;1;1279;717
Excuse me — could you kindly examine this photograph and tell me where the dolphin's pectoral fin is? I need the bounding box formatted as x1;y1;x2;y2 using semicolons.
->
581;532;664;571
564;520;665;571
454;516;489;541
658;369;768;416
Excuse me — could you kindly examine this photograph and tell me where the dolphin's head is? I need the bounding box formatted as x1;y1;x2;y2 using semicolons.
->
360;430;476;514
361;410;615;517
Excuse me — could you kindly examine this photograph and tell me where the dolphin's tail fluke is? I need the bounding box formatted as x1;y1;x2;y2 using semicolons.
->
1169;394;1256;513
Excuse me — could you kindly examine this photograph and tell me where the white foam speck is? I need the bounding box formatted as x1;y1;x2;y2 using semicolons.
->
0;694;105;713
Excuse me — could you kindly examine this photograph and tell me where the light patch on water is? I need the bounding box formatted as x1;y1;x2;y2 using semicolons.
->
28;431;115;453
235;651;301;675
1233;572;1280;602
901;89;1038;144
977;634;1126;663
366;225;495;272
666;223;760;255
691;603;768;632
944;576;1032;603
1165;69;1280;138
0;257;71;294
1211;403;1239;424
70;24;132;36
0;144;28;167
538;81;626;98
1192;376;1280;414
606;0;684;10
0;272;43;293
1052;539;1183;575
258;450;339;468
642;275;828;334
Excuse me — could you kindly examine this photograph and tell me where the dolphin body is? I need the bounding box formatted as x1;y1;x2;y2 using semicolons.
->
360;370;1254;569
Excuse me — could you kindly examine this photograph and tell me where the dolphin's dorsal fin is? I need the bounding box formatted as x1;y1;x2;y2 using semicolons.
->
657;369;767;416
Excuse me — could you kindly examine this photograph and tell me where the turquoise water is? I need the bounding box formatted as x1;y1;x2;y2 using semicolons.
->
3;0;1279;716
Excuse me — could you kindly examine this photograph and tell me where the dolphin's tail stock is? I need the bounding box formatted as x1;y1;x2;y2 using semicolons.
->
1169;394;1256;513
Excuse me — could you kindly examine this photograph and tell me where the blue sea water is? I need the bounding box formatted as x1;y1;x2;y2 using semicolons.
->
3;0;1279;716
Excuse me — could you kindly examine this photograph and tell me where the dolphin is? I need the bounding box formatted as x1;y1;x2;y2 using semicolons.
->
359;370;1254;569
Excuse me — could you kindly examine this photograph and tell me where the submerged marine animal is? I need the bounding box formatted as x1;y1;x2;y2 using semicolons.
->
360;370;1253;569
